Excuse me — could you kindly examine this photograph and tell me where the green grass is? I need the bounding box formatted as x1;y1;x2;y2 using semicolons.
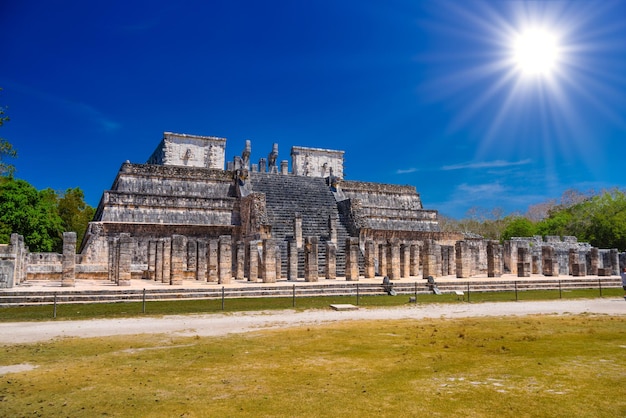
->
0;287;623;322
1;315;625;417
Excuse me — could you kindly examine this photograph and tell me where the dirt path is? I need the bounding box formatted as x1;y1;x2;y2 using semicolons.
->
1;298;624;344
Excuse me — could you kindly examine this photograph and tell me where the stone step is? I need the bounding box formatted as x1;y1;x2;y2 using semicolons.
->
1;278;620;306
249;173;354;276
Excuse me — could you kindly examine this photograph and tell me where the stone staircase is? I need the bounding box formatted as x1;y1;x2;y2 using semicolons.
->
1;277;620;306
249;173;353;277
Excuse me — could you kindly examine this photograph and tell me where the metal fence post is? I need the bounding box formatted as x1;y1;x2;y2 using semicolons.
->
356;283;360;306
222;286;225;310
292;284;296;308
515;281;518;301
53;293;57;319
142;288;146;313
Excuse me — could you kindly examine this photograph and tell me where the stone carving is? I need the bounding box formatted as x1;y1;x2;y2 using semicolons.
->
268;143;278;173
242;139;251;169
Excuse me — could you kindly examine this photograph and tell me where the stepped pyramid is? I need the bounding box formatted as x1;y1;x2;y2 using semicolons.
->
81;132;441;279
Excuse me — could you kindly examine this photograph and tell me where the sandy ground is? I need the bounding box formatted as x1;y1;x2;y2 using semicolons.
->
0;298;624;346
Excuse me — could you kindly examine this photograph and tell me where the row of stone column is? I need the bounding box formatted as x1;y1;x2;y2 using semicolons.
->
111;234;621;286
0;234;29;288
143;235;233;285
505;240;620;276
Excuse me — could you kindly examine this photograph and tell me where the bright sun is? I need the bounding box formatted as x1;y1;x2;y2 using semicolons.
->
513;28;560;76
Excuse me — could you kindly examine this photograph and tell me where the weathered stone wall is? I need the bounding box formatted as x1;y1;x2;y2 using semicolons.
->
340;180;439;234
291;146;344;178
147;132;226;169
93;163;236;225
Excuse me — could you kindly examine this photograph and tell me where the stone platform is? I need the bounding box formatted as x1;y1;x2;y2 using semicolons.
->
1;274;621;307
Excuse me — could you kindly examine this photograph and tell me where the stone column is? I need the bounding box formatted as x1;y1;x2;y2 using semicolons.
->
610;249;619;275
504;240;519;275
235;241;245;280
487;241;503;277
387;239;401;280
441;245;451;276
275;244;282;280
399;243;410;278
325;241;337;280
589;247;599;275
287;238;298;281
378;243;387;277
118;233;132;286
304;236;318;282
162;238;171;284
187;239;197;276
196;239;208;281
247;240;260;282
208;239;218;282
154;239;163;282
259;157;266;173
146;240;156;280
410;243;420;277
218;235;232;284
542;246;558;277
571;249;586;277
108;237;117;283
170;234;185;285
328;216;337;244
364;240;376;279
294;213;303;249
61;232;77;287
262;239;277;283
280;160;289;175
422;240;440;278
345;237;360;281
455;241;472;278
531;255;541;275
517;247;531;277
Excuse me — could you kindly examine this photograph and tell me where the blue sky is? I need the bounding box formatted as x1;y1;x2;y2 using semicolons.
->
2;0;625;219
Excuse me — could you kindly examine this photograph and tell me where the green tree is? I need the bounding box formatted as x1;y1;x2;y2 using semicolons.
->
0;88;17;176
0;178;64;252
501;216;537;241
57;187;95;247
534;189;626;250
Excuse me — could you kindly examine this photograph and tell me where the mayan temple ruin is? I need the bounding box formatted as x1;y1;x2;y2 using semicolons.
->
0;132;623;288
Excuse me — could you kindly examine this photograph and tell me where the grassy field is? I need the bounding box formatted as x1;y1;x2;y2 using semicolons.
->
0;287;623;322
1;315;625;417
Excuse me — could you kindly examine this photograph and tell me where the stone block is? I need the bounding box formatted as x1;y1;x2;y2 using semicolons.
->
345;238;360;281
62;232;77;287
364;240;375;279
387;239;400;280
304;236;318;282
262;239;277;283
218;235;232;284
325;241;337;280
287;239;298;281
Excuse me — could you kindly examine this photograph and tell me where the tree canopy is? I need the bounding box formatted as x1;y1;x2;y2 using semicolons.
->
446;188;626;251
0;178;63;252
0;178;95;252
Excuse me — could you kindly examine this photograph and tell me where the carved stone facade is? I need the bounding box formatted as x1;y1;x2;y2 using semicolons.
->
147;132;226;169
291;146;344;178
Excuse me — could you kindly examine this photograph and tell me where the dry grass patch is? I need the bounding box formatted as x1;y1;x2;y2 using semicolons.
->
1;315;625;417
